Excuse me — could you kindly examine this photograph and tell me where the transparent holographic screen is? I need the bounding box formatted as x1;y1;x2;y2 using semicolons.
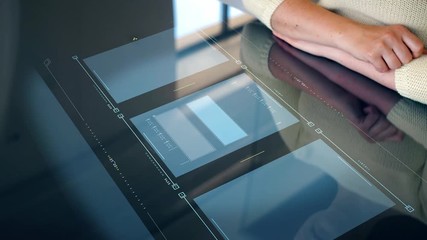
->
84;28;229;103
131;73;299;177
194;139;395;240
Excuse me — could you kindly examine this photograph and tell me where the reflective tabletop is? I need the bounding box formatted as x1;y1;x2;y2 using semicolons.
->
1;0;427;239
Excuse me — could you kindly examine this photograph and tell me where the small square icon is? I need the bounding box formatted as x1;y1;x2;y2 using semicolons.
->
178;192;186;199
405;205;415;213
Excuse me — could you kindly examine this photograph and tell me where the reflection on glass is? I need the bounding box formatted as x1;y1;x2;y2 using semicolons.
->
130;73;299;176
22;70;155;240
83;28;228;103
195;140;395;240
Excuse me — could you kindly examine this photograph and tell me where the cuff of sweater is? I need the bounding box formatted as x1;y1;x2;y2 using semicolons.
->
243;0;284;29
395;55;427;104
387;98;427;148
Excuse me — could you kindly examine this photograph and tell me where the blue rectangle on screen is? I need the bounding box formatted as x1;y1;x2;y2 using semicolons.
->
194;140;395;240
154;108;215;161
187;96;247;145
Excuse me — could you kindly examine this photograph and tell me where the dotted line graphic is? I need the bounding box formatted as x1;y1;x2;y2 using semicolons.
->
269;57;344;118
85;122;146;208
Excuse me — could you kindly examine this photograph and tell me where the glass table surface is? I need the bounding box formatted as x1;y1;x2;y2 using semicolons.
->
1;0;427;239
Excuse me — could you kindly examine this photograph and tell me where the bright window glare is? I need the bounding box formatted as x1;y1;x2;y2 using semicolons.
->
173;0;244;38
230;5;244;17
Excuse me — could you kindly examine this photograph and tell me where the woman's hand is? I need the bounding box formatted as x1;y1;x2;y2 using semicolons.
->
340;24;424;72
269;41;404;143
274;37;402;115
350;105;404;143
275;34;397;90
270;0;425;73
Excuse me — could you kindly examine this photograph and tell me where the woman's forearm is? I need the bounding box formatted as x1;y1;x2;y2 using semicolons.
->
279;36;396;89
268;0;424;72
271;0;355;50
274;38;401;114
243;0;427;104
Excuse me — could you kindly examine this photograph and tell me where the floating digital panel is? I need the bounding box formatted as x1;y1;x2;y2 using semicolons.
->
194;140;395;240
131;73;299;177
84;28;228;103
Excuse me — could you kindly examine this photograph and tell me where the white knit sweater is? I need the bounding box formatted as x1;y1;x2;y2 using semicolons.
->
240;22;427;222
243;0;427;104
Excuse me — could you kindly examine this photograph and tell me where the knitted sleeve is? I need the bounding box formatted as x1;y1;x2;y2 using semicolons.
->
242;0;284;29
242;0;427;104
395;56;427;105
387;98;427;148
